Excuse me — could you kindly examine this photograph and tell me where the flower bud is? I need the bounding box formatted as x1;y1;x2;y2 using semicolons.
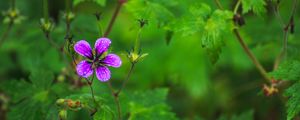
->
64;12;75;23
39;18;54;36
57;74;65;82
56;99;65;106
127;51;148;64
58;109;67;120
2;8;25;24
94;12;102;21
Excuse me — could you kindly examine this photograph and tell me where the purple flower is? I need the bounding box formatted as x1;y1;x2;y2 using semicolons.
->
74;38;122;82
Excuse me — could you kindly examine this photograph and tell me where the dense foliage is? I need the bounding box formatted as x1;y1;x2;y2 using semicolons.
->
0;0;300;120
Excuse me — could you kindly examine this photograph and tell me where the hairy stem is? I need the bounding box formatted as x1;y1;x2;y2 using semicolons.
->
103;1;124;37
273;0;298;69
65;0;71;13
11;0;15;9
214;0;223;10
214;0;272;83
84;76;99;116
43;0;49;22
0;22;13;47
107;82;121;120
233;29;272;83
116;63;135;96
86;75;97;105
100;1;127;119
233;0;241;14
44;34;61;51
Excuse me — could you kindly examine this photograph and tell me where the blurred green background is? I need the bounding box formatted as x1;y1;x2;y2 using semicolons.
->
0;0;299;120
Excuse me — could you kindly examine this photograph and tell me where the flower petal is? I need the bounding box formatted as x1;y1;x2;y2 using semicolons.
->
102;54;122;68
74;40;93;59
76;60;94;78
95;38;111;57
96;66;111;82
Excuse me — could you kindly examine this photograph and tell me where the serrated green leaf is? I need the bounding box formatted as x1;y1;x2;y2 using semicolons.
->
218;110;254;120
231;110;254;120
125;0;175;27
201;10;233;64
285;83;300;120
270;60;300;81
242;0;266;15
93;105;114;120
127;88;178;120
0;79;32;103
73;0;106;7
175;3;233;64
29;69;54;90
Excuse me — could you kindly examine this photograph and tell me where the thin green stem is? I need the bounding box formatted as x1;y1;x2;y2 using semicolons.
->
233;0;241;14
97;21;103;37
11;0;15;9
274;29;288;69
103;1;124;37
0;22;13;47
116;63;135;96
273;0;298;70
84;76;99;116
87;75;97;105
107;82;121;120
214;0;224;10
214;0;272;83
101;1;127;119
134;29;142;53
65;0;71;13
63;0;72;49
44;34;60;51
233;29;272;83
43;0;49;22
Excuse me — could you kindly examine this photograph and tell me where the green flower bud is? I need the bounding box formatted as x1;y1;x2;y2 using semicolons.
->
39;18;54;35
58;109;67;120
127;51;148;64
56;99;65;106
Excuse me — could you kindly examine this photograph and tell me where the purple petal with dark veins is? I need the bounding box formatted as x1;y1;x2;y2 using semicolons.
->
102;54;122;68
76;60;93;78
95;66;111;82
74;40;93;59
94;38;111;57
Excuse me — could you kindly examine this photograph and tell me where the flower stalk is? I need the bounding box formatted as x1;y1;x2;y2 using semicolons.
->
214;0;272;83
103;0;126;37
0;21;13;47
43;0;49;22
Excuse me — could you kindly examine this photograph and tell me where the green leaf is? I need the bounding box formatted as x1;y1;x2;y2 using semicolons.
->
93;105;114;120
126;88;178;120
73;0;106;7
0;79;32;103
218;110;254;120
29;69;54;90
242;0;266;15
270;60;300;81
231;110;254;120
125;0;175;27
285;83;300;120
176;4;233;64
201;10;233;64
175;3;210;36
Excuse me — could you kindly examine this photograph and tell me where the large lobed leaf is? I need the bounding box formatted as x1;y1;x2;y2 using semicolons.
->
285;83;300;120
125;0;175;27
126;88;178;120
270;60;300;81
176;4;233;64
242;0;266;15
